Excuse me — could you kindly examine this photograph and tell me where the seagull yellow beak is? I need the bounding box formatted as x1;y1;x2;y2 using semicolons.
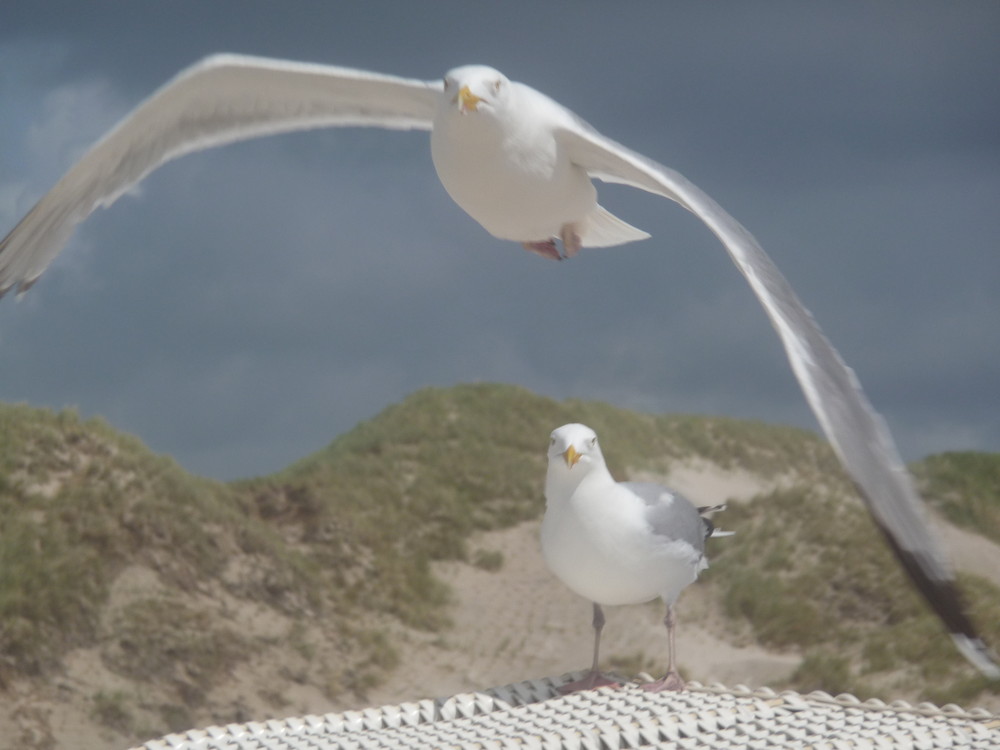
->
563;445;581;468
457;85;483;113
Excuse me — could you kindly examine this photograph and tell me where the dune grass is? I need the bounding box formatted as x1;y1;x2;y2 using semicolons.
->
0;404;315;687
2;383;998;713
914;451;1000;545
709;485;1000;701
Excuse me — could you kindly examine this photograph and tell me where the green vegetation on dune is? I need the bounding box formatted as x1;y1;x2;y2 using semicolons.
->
246;385;567;629
563;403;846;484
1;382;998;734
0;403;331;718
0;405;240;678
708;487;1000;700
1;382;840;683
913;451;1000;545
256;384;849;630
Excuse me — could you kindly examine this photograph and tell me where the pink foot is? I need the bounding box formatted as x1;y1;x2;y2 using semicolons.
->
558;671;621;694
522;240;562;261
640;671;686;692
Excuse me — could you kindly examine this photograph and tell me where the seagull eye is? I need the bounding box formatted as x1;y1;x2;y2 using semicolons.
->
589;437;597;447
443;77;453;89
493;79;502;94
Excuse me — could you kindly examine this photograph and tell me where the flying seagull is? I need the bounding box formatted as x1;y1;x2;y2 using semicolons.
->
543;423;731;691
0;55;996;677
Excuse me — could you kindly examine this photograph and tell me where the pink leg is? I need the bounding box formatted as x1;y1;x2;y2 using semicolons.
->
641;604;686;692
522;239;562;261
558;604;621;693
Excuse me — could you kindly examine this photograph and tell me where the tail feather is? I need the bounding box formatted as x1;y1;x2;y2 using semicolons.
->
577;204;650;248
699;503;735;539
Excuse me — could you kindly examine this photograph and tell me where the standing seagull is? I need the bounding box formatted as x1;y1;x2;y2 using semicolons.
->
542;423;727;692
0;56;995;676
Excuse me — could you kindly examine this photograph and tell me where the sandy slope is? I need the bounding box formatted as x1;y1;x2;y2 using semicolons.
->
366;518;800;708
932;514;1000;589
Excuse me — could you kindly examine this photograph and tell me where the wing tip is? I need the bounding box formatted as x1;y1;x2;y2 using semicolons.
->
0;276;39;301
875;519;1000;678
951;633;1000;680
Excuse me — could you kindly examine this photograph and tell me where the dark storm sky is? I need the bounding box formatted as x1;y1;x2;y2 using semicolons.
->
2;2;998;479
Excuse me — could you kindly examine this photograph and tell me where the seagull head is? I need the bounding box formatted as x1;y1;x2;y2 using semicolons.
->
547;423;606;473
442;65;510;115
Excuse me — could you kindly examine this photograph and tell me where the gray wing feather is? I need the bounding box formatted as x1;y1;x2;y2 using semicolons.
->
0;54;442;297
557;116;1000;678
622;481;706;554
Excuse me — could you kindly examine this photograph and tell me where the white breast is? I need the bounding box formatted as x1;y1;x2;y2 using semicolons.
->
430;84;597;243
541;475;701;607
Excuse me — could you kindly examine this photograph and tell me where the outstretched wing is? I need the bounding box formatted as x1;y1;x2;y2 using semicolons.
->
0;54;442;297
556;116;1000;678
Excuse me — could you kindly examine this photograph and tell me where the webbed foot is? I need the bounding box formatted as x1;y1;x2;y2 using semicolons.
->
557;670;621;694
639;671;686;692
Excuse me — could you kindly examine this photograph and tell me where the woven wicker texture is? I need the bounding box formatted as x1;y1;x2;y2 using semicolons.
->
132;675;999;749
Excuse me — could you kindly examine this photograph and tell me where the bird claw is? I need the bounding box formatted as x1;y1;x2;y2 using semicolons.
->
557;671;621;694
522;225;581;261
522;239;563;261
640;671;686;692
